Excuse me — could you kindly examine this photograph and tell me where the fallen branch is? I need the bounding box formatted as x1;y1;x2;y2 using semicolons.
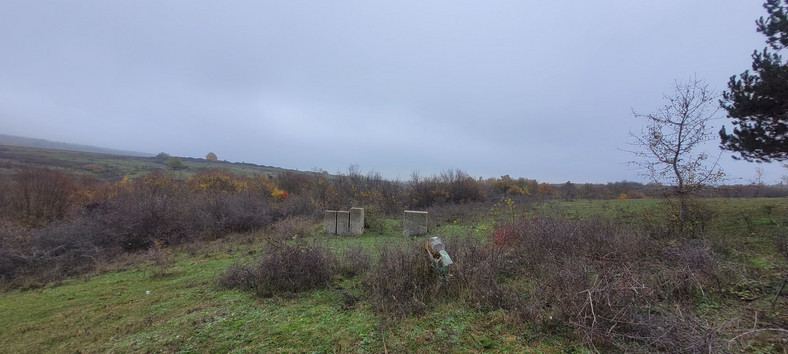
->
772;277;786;311
728;328;788;349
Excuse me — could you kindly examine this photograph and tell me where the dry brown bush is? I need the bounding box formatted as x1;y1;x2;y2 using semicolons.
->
218;240;335;297
494;216;727;351
0;219;119;289
189;191;273;239
216;262;258;291
363;242;435;317
442;235;511;310
0;169;292;288
271;194;318;220
335;245;371;278
5;168;75;227
363;235;511;318
272;216;313;238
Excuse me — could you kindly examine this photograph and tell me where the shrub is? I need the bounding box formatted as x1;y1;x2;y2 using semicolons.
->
188;168;247;193
271;194;317;220
216;262;258;291
275;171;312;196
440;169;486;204
442;235;510;310
0;225;29;287
407;170;487;209
250;174;288;201
5;168;75;227
0;176;11;222
363;242;436;317
270;216;313;241
335;245;372;278
189;191;272;238
631;199;718;240
0;219;120;289
364;235;510;318
218;240;335;296
2;167;321;289
102;190;190;250
499;217;648;272
165;157;186;170
490;216;727;351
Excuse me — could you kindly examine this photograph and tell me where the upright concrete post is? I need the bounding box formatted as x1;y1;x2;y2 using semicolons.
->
336;211;352;236
403;210;428;237
324;210;337;234
349;207;365;235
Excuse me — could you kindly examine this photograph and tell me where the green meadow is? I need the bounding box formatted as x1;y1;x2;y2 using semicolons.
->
2;198;786;352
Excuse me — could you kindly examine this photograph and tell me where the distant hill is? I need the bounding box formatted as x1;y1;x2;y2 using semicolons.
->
0;134;153;157
0;138;300;181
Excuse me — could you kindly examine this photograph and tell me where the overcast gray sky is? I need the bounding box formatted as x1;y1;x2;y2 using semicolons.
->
1;1;785;183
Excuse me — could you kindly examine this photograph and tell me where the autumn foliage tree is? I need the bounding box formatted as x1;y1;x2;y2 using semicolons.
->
537;183;553;196
205;152;218;161
251;174;288;200
492;175;526;196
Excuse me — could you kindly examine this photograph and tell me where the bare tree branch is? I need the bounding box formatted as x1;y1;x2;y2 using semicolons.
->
626;77;725;235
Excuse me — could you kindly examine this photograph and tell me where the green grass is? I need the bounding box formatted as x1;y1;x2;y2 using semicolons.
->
0;250;379;352
540;198;661;218
2;197;786;352
0;236;562;352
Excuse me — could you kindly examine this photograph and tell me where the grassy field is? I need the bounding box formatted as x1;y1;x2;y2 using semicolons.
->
1;197;787;352
0;144;294;181
0;225;563;352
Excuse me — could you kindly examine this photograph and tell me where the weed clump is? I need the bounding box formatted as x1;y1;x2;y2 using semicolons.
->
335;245;371;278
493;216;727;351
270;216;314;241
363;242;435;317
219;240;335;296
363;235;510;318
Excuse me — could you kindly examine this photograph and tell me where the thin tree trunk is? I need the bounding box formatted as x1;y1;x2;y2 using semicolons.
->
678;194;688;237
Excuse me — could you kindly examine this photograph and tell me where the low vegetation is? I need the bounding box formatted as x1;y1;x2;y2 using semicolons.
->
210;204;787;351
0;157;787;351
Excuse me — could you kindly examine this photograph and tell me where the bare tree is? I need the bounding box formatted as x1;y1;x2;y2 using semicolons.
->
628;77;725;235
752;167;765;197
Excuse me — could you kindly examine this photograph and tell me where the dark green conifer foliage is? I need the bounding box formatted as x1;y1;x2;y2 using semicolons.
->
720;0;788;162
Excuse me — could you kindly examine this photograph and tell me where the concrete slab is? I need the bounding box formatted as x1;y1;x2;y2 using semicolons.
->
336;211;352;236
349;207;365;235
403;210;428;237
324;210;337;234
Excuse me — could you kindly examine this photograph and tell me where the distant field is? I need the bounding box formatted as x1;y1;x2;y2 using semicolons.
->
0;134;153;157
0;145;295;181
1;198;786;352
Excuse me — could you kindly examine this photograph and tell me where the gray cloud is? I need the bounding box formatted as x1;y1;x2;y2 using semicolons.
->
1;0;785;183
